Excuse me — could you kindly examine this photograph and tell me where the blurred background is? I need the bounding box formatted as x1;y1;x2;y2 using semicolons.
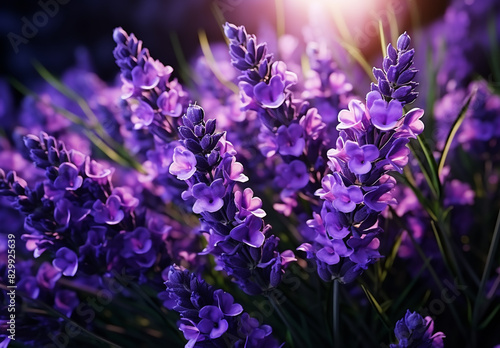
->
0;0;451;85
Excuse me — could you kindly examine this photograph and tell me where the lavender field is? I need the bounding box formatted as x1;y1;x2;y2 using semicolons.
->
1;0;499;347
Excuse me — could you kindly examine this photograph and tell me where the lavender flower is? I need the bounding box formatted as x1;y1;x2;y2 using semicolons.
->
113;27;188;141
170;104;295;294
164;266;280;348
301;32;424;282
372;32;418;106
390;310;445;348
224;22;297;130
1;132;192;283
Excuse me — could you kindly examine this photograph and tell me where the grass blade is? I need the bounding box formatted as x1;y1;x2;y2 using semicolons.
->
473;207;500;328
378;20;387;58
437;91;474;176
416;134;441;199
360;284;390;330
198;30;239;94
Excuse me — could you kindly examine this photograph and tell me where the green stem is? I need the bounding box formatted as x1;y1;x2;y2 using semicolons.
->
333;280;340;347
268;295;302;347
404;222;467;337
24;297;121;347
473;208;500;330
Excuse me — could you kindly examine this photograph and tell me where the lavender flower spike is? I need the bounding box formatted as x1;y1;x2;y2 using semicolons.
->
164;266;281;348
371;32;418;106
389;310;445;348
302;32;424;283
170;104;295;295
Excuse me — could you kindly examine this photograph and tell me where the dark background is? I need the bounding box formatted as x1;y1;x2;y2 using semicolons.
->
0;0;449;86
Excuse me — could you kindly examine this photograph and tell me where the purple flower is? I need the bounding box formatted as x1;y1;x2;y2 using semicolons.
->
191;179;226;214
368;91;403;131
52;247;78;276
230;215;265;248
179;320;200;348
131;100;155;129
165;266;279;347
275;160;310;190
316;239;350;265
254;75;286;108
385;138;410;173
84;157;113;184
214;289;243;316
444;180;475;207
271;61;297;89
219;154;248;183
18;276;40;299
337;99;366;130
234;188;266;221
53;162;82;191
54;198;90;228
276;123;305;157
323;210;350;239
317;174;363;213
299;107;325;140
347;233;380;267
197;305;229;339
79;226;107;257
121;227;152;256
169;146;197;180
54;290;79;317
131;60;159;90
371;32;418;106
157;89;182;117
397;108;425;139
92;195;124;225
331;183;363;213
315;173;342;201
111;187;139;213
344;141;379;175
364;180;396;212
36;262;62;289
390;310;445;348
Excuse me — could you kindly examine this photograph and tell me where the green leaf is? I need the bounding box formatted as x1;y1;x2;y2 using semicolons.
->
29;62;146;173
479;304;500;330
379;231;403;283
488;15;500;83
473;207;500;328
378;20;387;58
415;135;441;199
198;30;239;94
360;284;390;330
437;91;474;176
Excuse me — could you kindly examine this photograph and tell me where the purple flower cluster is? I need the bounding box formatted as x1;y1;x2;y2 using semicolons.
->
371;33;418;106
113;27;188;141
0;260;74;346
163;266;280;348
169;105;295;295
224;22;298;130
301;42;354;148
298;33;425;282
0;132;192;281
225;22;344;221
389;310;445;348
8;7;498;345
